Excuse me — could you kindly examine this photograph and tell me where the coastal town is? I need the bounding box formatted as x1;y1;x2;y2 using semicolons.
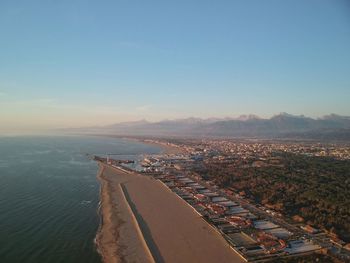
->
97;138;350;263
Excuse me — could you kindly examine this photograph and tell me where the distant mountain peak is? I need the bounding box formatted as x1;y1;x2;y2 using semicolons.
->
272;112;308;119
63;113;350;141
321;114;350;120
236;114;261;121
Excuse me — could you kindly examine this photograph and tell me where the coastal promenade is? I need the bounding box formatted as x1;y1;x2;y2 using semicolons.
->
96;163;244;263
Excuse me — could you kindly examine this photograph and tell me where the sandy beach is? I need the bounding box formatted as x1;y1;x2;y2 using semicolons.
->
96;163;244;263
139;140;185;154
119;137;185;154
89;135;184;154
95;164;155;263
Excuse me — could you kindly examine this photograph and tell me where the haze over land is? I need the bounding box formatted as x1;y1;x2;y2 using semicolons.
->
1;1;350;263
69;113;350;141
0;1;350;134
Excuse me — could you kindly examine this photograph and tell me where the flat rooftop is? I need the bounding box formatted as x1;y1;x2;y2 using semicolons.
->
228;233;257;247
227;207;249;214
253;220;279;230
265;228;292;239
284;240;321;254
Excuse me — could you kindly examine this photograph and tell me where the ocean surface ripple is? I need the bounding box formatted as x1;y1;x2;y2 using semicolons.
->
0;136;160;263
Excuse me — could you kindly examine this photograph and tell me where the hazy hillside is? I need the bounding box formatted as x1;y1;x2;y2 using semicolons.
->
67;113;350;141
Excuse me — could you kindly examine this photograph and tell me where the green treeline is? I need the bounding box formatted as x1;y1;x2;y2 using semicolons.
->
195;153;350;242
270;253;339;263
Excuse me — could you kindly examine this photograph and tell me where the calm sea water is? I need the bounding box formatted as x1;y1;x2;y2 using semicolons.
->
0;136;161;263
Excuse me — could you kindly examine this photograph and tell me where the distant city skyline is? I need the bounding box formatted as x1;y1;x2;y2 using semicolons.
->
0;0;349;133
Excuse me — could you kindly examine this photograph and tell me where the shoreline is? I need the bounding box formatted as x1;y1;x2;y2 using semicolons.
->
136;139;185;155
83;134;185;154
94;163;155;263
95;164;118;263
94;165;104;261
95;162;244;263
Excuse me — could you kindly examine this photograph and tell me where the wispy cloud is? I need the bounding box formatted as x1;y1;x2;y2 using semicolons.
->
136;104;152;112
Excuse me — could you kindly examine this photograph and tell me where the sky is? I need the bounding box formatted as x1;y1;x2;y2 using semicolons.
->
0;0;350;133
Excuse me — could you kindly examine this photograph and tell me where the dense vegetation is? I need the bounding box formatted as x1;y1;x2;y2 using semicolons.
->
195;153;350;242
270;253;339;263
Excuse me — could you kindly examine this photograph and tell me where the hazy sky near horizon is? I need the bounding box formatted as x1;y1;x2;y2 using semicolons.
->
1;0;350;132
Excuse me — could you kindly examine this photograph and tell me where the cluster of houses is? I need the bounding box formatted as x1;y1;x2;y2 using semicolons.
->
155;172;322;262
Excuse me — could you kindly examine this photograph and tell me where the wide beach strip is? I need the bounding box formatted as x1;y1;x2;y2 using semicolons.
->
96;165;154;263
107;165;244;263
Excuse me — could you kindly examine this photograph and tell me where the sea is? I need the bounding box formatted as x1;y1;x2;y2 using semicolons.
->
0;135;161;263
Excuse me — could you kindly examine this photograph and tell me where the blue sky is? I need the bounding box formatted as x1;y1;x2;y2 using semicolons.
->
0;0;349;132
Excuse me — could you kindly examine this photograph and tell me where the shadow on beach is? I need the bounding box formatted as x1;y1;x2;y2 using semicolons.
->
120;183;165;263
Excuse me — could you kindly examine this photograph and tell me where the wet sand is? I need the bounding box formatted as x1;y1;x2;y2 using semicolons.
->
95;164;154;263
96;163;244;263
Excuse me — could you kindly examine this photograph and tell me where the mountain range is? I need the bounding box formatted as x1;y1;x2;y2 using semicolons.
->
67;113;350;141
